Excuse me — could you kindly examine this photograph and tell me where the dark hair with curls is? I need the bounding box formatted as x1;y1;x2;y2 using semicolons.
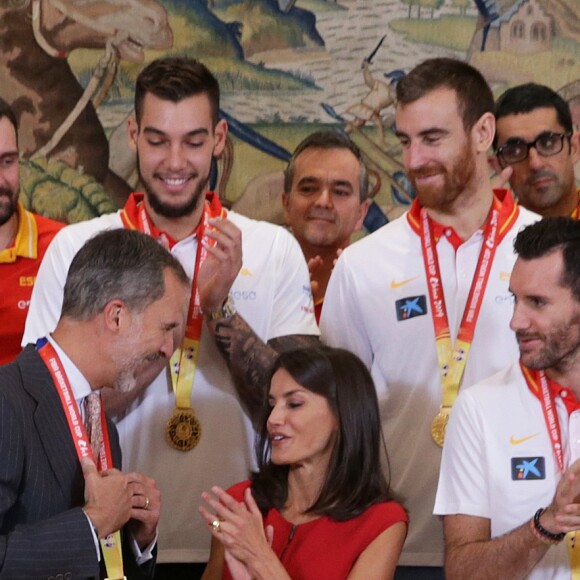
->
396;57;494;132
250;345;397;521
514;217;580;302
134;57;220;127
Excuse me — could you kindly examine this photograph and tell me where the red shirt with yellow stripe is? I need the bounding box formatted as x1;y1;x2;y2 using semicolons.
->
0;204;64;365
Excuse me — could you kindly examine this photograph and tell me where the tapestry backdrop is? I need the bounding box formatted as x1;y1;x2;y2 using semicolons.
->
2;0;578;230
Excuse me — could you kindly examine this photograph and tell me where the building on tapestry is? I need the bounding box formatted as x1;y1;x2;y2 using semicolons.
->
479;0;554;53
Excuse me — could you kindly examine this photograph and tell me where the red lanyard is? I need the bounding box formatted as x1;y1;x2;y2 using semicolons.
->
37;339;112;470
420;198;500;397
523;363;568;473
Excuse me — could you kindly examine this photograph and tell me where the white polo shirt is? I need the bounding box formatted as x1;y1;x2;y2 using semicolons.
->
320;191;539;566
435;361;571;579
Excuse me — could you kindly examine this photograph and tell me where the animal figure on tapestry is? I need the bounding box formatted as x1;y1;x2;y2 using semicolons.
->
0;0;172;206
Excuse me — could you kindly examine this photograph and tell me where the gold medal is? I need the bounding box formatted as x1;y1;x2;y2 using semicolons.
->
431;407;450;447
166;408;201;451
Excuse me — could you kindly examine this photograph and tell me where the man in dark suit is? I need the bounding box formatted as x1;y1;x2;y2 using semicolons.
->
0;228;189;578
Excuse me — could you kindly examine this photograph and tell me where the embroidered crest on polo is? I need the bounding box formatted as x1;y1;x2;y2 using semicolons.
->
395;295;427;321
511;457;545;480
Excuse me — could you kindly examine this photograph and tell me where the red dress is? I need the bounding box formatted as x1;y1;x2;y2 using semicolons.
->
223;481;408;580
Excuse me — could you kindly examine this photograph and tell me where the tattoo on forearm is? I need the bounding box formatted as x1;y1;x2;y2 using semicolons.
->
211;314;319;424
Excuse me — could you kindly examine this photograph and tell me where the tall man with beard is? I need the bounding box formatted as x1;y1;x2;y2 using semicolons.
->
23;57;318;579
0;97;64;365
320;57;539;579
435;218;580;580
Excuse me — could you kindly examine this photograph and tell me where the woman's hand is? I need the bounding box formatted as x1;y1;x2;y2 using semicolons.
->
200;486;273;566
223;549;252;580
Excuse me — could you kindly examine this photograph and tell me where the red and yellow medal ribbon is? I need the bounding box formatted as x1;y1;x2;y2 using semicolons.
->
37;339;124;579
420;198;501;415
121;192;227;417
523;364;580;576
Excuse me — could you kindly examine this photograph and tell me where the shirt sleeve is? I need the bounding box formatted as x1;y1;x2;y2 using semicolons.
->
319;249;373;368
266;229;319;341
434;388;490;519
22;228;77;346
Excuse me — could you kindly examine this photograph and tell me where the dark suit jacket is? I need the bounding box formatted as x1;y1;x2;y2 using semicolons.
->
0;345;155;579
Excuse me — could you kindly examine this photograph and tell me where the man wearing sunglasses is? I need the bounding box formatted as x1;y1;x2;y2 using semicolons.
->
494;83;579;218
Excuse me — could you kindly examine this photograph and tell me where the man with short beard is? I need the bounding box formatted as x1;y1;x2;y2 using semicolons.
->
0;97;63;365
23;57;318;579
0;228;189;578
321;58;539;579
493;83;580;218
436;217;580;580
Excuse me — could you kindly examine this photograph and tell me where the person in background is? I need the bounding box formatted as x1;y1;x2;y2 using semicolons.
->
200;346;407;579
282;131;370;322
0;97;64;365
494;83;579;218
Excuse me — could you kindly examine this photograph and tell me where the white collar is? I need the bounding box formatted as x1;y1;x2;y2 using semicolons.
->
47;334;94;403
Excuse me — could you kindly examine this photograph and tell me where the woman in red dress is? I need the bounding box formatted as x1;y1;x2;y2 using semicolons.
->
199;345;407;579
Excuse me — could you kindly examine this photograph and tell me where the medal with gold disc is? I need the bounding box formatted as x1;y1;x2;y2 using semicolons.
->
165;194;227;451
431;406;450;447
167;407;202;451
418;203;503;447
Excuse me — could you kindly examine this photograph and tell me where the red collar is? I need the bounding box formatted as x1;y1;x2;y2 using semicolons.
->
407;189;519;250
522;362;580;416
121;191;223;249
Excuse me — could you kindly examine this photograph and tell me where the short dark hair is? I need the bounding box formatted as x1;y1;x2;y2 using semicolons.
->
251;345;395;521
134;57;220;126
396;57;494;131
61;229;189;320
283;131;370;201
493;83;573;148
514;217;580;301
0;97;18;136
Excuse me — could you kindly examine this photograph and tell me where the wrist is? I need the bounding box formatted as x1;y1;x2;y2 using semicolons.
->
82;508;101;539
203;295;237;321
530;508;566;545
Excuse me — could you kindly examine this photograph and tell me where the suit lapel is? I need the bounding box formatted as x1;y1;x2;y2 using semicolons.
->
19;346;83;500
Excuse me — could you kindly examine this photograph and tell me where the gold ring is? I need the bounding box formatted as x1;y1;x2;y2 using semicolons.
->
212;519;221;533
144;496;150;510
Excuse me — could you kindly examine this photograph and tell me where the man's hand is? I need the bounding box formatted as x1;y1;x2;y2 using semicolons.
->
540;459;580;534
127;472;161;549
199;218;243;312
490;165;513;191
82;459;132;538
307;255;323;296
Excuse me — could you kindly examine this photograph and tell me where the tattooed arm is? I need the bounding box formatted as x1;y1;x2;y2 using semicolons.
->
199;218;319;424
208;313;319;423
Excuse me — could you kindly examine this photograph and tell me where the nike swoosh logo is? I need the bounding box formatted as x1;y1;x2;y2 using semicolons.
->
510;433;539;445
390;276;419;289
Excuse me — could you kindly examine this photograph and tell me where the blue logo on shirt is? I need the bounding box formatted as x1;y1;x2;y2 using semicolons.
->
395;295;427;321
511;457;545;480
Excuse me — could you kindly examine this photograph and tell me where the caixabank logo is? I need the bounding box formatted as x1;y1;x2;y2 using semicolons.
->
395;295;427;321
511;457;545;480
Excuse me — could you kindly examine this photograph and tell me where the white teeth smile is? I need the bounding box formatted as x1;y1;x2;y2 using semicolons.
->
163;177;188;186
273;435;284;441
